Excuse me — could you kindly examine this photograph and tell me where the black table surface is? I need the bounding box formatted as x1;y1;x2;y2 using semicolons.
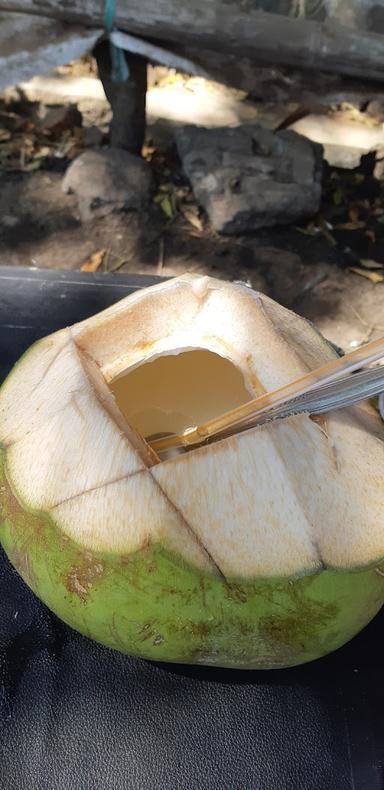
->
0;265;383;790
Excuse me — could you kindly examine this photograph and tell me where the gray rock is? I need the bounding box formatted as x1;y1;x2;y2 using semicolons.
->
62;149;153;222
175;125;323;234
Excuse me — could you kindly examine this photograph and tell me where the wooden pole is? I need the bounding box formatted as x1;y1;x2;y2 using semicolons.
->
94;40;147;154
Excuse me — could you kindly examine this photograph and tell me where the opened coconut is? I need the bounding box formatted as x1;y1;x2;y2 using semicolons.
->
0;274;383;669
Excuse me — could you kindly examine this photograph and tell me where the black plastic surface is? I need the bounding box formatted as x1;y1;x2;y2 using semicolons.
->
0;265;383;790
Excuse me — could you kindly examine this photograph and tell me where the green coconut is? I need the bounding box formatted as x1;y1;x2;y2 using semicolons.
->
0;274;384;669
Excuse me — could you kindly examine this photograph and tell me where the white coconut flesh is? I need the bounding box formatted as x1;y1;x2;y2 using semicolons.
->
0;273;383;580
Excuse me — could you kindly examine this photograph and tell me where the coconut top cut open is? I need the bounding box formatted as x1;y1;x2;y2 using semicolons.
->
0;274;383;580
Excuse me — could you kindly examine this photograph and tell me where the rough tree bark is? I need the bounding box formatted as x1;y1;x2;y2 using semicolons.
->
1;0;384;82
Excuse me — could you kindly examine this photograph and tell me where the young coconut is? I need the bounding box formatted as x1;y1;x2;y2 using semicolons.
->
0;274;384;669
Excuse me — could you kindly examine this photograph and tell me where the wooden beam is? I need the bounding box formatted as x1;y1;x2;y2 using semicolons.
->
0;13;100;93
1;0;384;83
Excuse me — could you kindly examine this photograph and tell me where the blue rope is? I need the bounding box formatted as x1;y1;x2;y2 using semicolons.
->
104;0;129;83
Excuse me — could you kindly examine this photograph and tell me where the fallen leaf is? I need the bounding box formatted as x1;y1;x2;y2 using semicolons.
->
34;146;52;159
348;206;359;223
182;208;203;231
80;249;105;272
335;221;366;230
336;103;378;126
359;258;384;270
333;188;343;206
295;222;318;236
350;267;384;283
157;71;186;87
142;143;156;160
161;195;175;219
154;193;176;219
0;129;11;142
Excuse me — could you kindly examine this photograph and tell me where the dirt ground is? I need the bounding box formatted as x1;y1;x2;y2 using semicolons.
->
1;62;384;352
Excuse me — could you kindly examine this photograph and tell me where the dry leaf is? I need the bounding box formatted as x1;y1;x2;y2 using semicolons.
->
34;146;52;160
183;209;203;231
350;267;384;283
0;129;11;143
348;206;359;223
0;110;86;173
80;249;105;272
336;221;366;230
142;143;156;160
359;258;384;270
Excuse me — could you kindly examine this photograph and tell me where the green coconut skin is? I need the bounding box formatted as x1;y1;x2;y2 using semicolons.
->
1;452;384;668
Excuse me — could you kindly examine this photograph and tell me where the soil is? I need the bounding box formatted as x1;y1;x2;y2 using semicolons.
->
1;65;384;352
